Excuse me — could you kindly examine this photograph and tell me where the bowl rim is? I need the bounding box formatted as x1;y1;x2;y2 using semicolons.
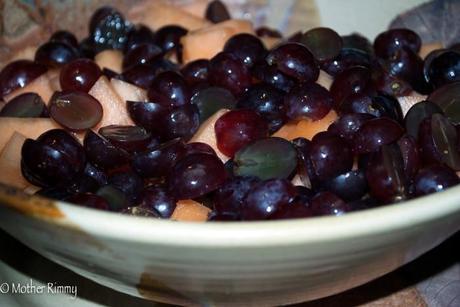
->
2;183;460;248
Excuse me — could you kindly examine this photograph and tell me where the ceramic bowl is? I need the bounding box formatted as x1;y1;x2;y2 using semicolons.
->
1;183;460;306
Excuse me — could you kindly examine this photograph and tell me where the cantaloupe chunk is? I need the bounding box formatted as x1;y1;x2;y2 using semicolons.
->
0;99;6;111
261;37;281;50
110;78;147;103
398;92;427;116
0;118;63;152
274;110;338;141
419;42;443;59
8;46;37;64
3;74;54;104
189;109;230;162
95;50;123;73
47;69;61;92
181;19;254;63
179;0;209;18
128;2;210;31
88;76;134;128
0;132;31;189
317;70;333;90
171;199;211;222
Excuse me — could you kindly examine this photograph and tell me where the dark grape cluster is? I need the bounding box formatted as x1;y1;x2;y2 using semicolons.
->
1;1;459;222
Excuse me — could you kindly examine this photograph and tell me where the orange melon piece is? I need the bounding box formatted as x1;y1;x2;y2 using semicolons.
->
179;0;209;18
189;109;230;162
317;70;333;90
0;132;31;189
95;50;123;73
47;69;61;92
3;74;54;104
89;76;134;129
419;42;443;59
8;46;37;64
181;19;254;63
0;118;63;152
261;37;281;50
0;99;6;111
110;78;147;103
171;199;211;222
398;92;427;116
275;110;338;141
128;2;210;31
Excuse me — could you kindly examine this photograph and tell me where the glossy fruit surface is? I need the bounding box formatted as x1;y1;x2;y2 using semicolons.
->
237;83;286;133
49;91;103;131
66;193;110;210
414;164;459;196
35;41;80;67
310;192;350;216
0;93;47;117
0;60;47;98
209;52;252;96
99;125;151;153
213;176;260;216
251;62;295;93
83;130;130;170
320;170;368;201
241;179;296;220
125;25;156;52
127;100;169;137
153;25;187;53
162;104;200;141
428;82;460;125
167;153;227;199
138;186;176;218
373;28;421;59
266;43;319;82
330;66;373;106
426;50;460;88
321;48;371;76
300;27;343;62
233;137;298;180
285;82;333;121
181;60;209;85
89;6;131;51
147;71;190;108
223;33;267;67
215;109;268;157
205;0;231;23
60;58;102;92
191;87;236;122
404;100;443;138
108;171;144;203
353;118;404;154
122;43;163;70
50;30;79;49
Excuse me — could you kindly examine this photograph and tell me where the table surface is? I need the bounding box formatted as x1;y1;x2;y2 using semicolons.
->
0;229;459;307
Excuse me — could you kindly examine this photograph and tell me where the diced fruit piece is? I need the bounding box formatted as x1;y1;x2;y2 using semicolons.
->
3;74;54;104
274;110;338;141
99;125;151;153
0;118;67;152
111;78;147;102
49;91;103;131
233;137;298;180
261;37;281;49
95;50;123;73
128;2;210;32
0;60;47;99
317;70;333;90
34;41;79;68
397;91;427;116
170;199;211;222
189;109;230;162
47;69;61;92
419;42;443;59
179;0;209;18
181;20;254;63
88;76;134;128
0;93;47;117
0;132;30;189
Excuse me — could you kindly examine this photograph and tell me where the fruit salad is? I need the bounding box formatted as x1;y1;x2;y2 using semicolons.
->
0;1;459;222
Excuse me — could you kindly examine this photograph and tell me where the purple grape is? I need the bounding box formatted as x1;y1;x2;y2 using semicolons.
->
96;185;129;211
354;118;404;154
251;61;296;93
138;186;177;218
108;171;144;203
237;83;287;132
224;33;267;68
371;61;413;97
122;64;157;89
270;200;313;220
35;41;80;68
320;170;368;201
266;43;319;82
167;153;227;199
191;86;236;122
414;164;459;196
241;179;296;220
428;82;460;125
330;66;374;106
300;27;343;62
308;132;353;181
366;144;408;203
374;28;421;59
285;82;333;121
125;25;156;52
185;142;217;157
426;50;460;89
342;33;373;55
84;162;108;186
209;52;252;96
83;130;130;170
208;211;240;221
0;93;47;117
181;59;209;85
60;58;102;92
98;125;152;153
256;27;282;38
50;30;79;49
205;0;231;23
328;113;375;142
398;134;420;180
49;91;103;131
310;191;350;216
147;71;191;108
66;193;110;210
0;60;47;99
65;174;100;194
321;48;371;77
127;100;169;137
122;43;163;70
213;176;260;216
162;104;200;141
132;138;186;178
153;25;187;53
